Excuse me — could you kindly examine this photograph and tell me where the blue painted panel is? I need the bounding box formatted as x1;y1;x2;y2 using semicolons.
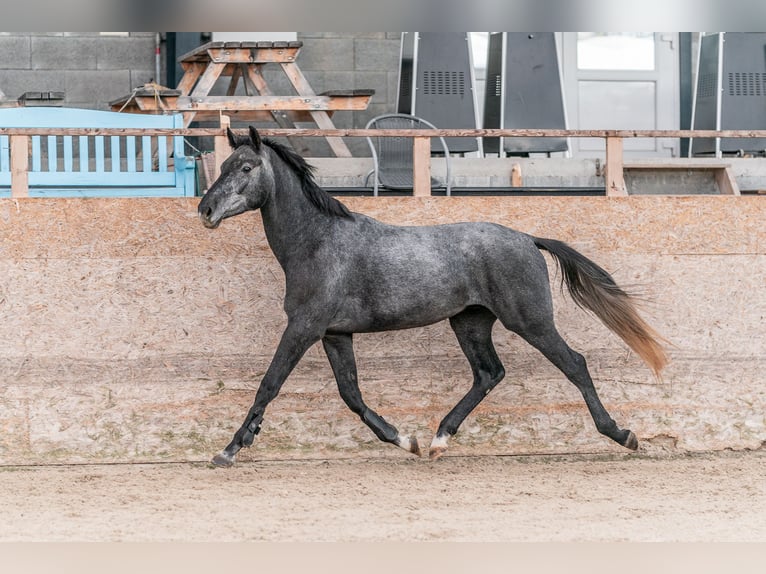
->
0;107;178;128
28;172;176;187
0;107;195;196
0;135;8;173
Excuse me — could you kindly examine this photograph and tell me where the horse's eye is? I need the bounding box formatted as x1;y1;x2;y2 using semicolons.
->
242;165;252;173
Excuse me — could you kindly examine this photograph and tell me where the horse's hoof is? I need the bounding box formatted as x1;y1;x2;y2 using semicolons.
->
429;446;447;461
623;431;639;451
210;451;236;467
396;435;422;457
429;434;449;461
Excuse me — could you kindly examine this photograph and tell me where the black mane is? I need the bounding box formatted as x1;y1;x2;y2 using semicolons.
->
262;138;352;219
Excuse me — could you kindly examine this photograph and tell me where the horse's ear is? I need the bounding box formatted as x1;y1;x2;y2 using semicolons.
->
248;125;262;152
227;127;238;148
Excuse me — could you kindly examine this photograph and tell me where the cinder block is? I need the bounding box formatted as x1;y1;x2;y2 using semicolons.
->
64;70;132;106
301;71;356;95
32;36;98;70
351;71;389;104
0;36;31;70
97;37;155;71
354;39;400;72
297;38;354;71
0;70;66;99
129;70;157;90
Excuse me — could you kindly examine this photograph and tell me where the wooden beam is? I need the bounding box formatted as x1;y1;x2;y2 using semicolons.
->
206;46;301;64
511;163;522;187
213;115;232;183
189;62;227;97
243;66;312;156
412;136;431;197
10;135;29;198
176;62;206;94
605;137;627;196
715;167;741;195
4;128;766;140
171;95;372;112
280;61;353;157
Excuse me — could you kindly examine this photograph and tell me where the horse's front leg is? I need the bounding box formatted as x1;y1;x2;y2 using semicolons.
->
212;319;322;467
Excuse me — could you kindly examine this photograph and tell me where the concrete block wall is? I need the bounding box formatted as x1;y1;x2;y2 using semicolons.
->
0;32;403;155
0;32;158;110
295;33;401;156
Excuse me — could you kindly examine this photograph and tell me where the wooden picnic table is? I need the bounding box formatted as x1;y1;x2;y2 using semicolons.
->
110;41;374;157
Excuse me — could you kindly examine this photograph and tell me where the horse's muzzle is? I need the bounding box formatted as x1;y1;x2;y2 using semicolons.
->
198;195;221;229
199;211;221;229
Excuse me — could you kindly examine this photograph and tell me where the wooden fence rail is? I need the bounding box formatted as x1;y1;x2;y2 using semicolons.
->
3;127;766;197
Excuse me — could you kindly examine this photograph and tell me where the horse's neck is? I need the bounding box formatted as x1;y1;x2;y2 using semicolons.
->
259;167;327;269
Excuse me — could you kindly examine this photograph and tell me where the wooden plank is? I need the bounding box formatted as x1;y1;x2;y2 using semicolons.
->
111;136;121;173
63;136;73;172
243;65;312;156
176;62;207;94
157;136;168;172
9;135;29;197
170;95;372;112
0;135;9;173
31;136;41;171
277;62;353;157
142;136;152;173
47;135;57;173
79;136;89;173
624;158;732;169
189;62;227;97
605;136;627;196
412;136;431;196
715;166;741;195
280;61;315;95
27;171;176;187
176;41;223;63
226;65;243;96
213;115;232;183
206;46;301;64
4;127;766;140
95;136;105;173
309;111;352;157
126;136;136;173
511;163;522;187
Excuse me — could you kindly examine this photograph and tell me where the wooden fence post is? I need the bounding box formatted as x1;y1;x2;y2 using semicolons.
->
412;136;431;197
213;114;232;182
10;135;29;198
605;136;627;196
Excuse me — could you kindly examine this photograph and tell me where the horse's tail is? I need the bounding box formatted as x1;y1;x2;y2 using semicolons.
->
533;236;668;376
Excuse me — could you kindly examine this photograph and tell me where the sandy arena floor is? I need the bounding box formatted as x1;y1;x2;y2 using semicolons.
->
1;450;765;542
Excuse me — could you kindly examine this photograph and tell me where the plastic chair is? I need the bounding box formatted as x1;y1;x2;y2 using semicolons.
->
365;113;452;196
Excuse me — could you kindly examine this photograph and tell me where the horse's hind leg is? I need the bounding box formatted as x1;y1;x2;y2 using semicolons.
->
517;323;638;451
430;306;506;460
322;333;421;456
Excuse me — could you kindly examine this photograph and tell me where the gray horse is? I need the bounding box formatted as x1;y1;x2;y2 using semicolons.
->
198;126;667;467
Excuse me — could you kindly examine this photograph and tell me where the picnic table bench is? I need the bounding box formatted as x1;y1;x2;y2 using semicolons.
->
110;41;374;157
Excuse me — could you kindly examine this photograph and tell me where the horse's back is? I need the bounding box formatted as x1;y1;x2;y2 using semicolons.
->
323;216;551;332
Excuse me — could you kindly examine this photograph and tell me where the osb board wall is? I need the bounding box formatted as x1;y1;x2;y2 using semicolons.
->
0;196;764;465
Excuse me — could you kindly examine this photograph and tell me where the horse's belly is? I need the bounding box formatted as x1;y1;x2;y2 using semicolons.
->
328;280;474;333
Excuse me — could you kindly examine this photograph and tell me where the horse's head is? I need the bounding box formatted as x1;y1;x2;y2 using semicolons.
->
198;126;275;229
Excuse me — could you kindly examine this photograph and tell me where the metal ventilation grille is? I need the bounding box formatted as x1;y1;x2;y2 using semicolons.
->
728;72;766;96
399;70;412;99
487;74;502;97
698;73;718;98
422;71;465;96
